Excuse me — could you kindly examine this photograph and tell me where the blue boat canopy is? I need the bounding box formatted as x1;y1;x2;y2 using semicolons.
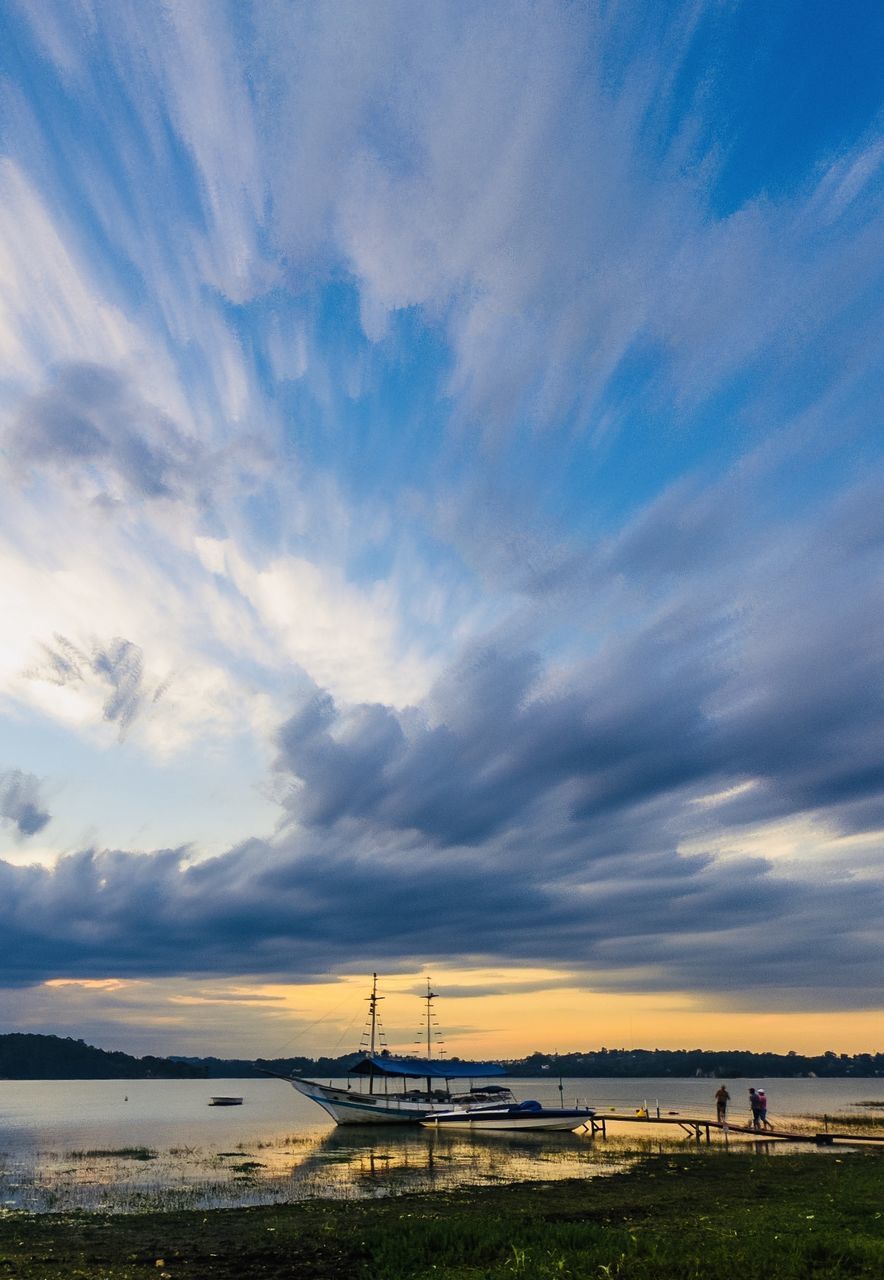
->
349;1054;505;1080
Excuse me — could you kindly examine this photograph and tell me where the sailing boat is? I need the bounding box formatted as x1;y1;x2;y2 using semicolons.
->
282;975;513;1126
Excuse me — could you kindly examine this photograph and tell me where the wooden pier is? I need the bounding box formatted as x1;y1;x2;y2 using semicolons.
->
581;1112;884;1147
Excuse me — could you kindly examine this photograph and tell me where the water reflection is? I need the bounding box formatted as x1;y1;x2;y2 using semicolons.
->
0;1125;633;1213
283;1124;624;1199
1;1074;863;1215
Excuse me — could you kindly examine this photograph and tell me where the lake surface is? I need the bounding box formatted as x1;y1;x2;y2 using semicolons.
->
1;1076;878;1212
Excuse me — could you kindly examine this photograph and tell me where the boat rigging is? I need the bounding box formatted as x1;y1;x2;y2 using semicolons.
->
274;974;512;1125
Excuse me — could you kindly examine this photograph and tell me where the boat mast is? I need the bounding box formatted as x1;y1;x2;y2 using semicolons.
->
363;972;384;1095
369;973;381;1056
425;977;437;1096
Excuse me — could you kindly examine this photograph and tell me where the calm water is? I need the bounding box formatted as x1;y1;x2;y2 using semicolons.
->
0;1076;877;1212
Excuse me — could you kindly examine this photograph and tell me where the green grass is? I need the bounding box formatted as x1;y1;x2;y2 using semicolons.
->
0;1152;881;1278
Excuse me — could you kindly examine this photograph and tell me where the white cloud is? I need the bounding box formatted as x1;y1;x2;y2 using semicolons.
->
9;0;95;83
12;1;882;449
201;538;435;707
151;0;272;303
0;160;134;389
809;134;884;225
679;810;884;879
0;482;256;754
242;3;884;438
0;446;444;767
0;158;214;442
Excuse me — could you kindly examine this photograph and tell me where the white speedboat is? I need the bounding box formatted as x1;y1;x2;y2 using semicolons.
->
279;976;512;1126
421;1099;595;1132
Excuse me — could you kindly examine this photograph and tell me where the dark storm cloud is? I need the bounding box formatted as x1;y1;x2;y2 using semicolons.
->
5;362;270;506
7;363;196;499
261;472;884;1003
403;979;584;998
1;476;883;1009
433;471;884;845
92;638;148;733
275;628;725;846
0;824;880;1007
0;770;50;838
29;634;157;737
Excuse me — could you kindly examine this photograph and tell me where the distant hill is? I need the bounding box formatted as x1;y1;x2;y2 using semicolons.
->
169;1053;363;1079
4;1035;881;1080
505;1048;884;1079
178;1047;884;1080
0;1034;206;1080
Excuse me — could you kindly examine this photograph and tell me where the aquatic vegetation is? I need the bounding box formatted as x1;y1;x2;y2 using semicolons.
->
2;1154;879;1278
0;1118;872;1218
798;1112;884;1131
67;1147;158;1160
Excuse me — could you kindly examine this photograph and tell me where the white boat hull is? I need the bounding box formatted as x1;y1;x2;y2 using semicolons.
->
288;1077;460;1125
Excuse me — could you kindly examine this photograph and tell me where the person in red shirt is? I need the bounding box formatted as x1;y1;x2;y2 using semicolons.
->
756;1088;772;1130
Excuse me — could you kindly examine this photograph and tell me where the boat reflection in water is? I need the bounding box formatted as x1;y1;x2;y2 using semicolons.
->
280;1123;621;1199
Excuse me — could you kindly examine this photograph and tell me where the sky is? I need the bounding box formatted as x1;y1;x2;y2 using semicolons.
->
0;0;882;1062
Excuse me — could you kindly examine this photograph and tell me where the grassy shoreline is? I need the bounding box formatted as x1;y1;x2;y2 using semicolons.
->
1;1150;882;1278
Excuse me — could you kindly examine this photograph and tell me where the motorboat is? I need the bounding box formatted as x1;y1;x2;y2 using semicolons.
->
274;975;512;1125
421;1099;595;1132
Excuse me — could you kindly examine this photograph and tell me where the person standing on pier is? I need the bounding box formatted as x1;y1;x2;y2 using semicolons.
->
756;1088;772;1130
748;1088;762;1130
714;1085;730;1125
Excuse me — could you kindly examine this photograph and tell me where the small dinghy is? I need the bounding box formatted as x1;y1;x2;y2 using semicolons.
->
208;1096;244;1106
421;1099;594;1132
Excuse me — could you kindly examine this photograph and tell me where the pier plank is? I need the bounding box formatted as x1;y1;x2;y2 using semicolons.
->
582;1111;884;1145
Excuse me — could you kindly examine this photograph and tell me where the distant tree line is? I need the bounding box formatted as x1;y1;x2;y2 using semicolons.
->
2;1034;881;1079
183;1046;883;1080
503;1047;884;1079
0;1034;205;1079
171;1052;366;1080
